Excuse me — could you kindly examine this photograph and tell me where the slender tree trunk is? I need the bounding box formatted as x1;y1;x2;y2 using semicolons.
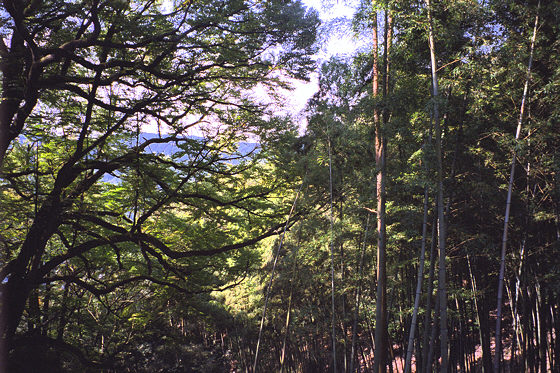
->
328;132;337;373
421;215;437;373
425;286;440;373
494;5;540;372
535;282;547;373
404;177;430;373
512;241;526;367
455;294;467;373
547;304;554;372
350;214;371;373
467;253;493;373
280;238;301;373
467;255;479;355
279;287;292;373
404;89;440;372
425;0;448;370
339;202;348;373
366;314;376;354
531;287;539;372
522;282;532;372
553;303;560;371
253;185;302;372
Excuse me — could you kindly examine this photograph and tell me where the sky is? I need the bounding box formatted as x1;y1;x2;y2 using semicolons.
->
262;0;360;132
1;1;360;137
149;0;360;136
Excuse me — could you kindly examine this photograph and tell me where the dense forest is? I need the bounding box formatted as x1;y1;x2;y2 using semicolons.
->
1;0;559;372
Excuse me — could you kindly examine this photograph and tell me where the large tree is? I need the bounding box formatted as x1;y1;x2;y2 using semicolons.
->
0;0;318;370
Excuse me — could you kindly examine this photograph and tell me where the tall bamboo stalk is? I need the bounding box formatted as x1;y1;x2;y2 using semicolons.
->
328;131;337;373
425;0;448;370
404;103;435;373
404;177;430;373
467;253;488;371
422;213;437;373
253;184;303;372
339;201;348;373
349;213;371;373
280;223;303;373
494;4;540;372
425;285;440;373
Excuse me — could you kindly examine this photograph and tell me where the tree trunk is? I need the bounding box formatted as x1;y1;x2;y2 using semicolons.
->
467;254;493;373
328;131;337;373
350;214;371;373
253;185;302;372
372;7;392;373
494;5;540;372
425;287;440;373
421;215;437;373
425;0;448;370
280;258;296;372
404;177;430;373
339;202;348;372
553;303;560;371
0;186;66;351
371;6;386;373
0;32;26;170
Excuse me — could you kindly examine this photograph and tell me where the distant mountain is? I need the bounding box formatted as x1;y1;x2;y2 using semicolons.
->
103;133;259;184
134;132;259;160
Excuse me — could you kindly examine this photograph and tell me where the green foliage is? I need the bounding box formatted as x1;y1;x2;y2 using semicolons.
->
0;0;319;370
2;0;560;371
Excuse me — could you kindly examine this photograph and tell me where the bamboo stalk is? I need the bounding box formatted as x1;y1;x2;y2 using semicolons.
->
494;4;540;372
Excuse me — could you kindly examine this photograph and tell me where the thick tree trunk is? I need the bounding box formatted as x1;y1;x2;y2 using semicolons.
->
0;23;42;171
0;187;66;351
0;33;25;170
372;8;392;373
371;7;385;373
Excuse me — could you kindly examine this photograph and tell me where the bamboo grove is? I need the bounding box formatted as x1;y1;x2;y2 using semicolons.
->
1;0;560;372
